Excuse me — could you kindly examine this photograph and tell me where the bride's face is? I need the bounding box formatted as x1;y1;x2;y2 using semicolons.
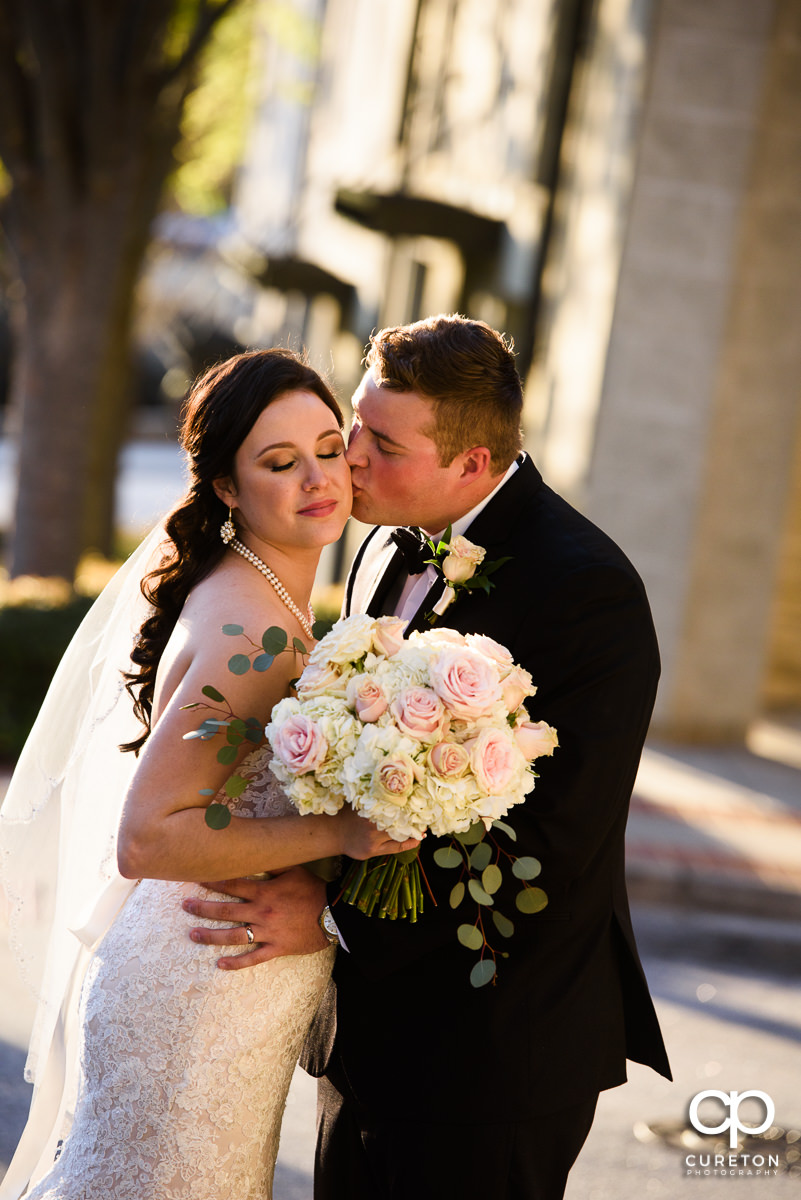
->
215;389;351;554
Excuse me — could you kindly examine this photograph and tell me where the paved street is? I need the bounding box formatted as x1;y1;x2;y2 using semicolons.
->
0;438;187;539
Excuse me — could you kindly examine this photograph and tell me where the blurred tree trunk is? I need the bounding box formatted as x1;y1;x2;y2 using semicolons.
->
0;0;240;579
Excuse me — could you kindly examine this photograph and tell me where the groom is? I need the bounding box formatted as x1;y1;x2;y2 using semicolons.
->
187;314;671;1199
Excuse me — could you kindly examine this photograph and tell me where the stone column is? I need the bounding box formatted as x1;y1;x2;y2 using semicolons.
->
583;0;801;740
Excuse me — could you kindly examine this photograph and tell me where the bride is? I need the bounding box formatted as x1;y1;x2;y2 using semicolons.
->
0;349;416;1199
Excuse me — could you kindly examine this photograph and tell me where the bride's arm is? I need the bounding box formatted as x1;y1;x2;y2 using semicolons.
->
117;597;415;882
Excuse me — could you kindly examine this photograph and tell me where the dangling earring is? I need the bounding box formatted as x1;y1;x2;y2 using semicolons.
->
220;507;236;544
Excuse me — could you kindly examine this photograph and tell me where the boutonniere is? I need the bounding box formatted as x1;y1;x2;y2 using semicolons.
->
423;525;512;622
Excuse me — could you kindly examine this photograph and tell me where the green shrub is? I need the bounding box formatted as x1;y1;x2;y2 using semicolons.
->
0;596;94;760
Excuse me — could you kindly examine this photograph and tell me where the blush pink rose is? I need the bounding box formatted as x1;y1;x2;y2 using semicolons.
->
465;633;514;668
346;674;388;722
428;741;470;780
374;755;416;805
272;713;328;774
500;665;537;712
465;728;521;795
390;687;448;742
373;615;407;658
514;721;559;760
429;646;502;720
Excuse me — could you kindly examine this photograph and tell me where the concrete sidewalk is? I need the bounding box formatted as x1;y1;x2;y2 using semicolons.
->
626;715;801;925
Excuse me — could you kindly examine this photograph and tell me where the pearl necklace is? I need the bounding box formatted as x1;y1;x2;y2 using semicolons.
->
228;537;315;641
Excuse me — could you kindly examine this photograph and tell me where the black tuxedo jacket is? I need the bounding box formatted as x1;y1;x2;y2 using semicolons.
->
304;456;671;1120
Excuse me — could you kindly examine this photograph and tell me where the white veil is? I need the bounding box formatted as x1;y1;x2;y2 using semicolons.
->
0;524;168;1198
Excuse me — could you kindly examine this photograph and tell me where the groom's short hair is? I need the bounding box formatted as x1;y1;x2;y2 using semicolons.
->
364;314;524;472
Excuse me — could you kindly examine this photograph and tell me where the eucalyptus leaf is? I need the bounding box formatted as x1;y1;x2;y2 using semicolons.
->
515;886;548;914
457;923;483;951
492;910;515;938
262;626;288;655
253;653;274;672
198;788;216;797
204;803;231;830
469;841;491;871
468;878;494;906
216;745;237;765
482;864;503;894
433;845;463;869
201;685;225;703
470;959;496;989
221;624;244;636
293;637;308;654
449;881;465;909
225;774;248;800
511;856;541;880
229;718;246;736
227;654;251;675
312;618;334;639
454;822;485;846
491;819;517;842
245;727;264;744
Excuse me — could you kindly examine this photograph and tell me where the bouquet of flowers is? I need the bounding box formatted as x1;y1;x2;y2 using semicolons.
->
265;614;558;985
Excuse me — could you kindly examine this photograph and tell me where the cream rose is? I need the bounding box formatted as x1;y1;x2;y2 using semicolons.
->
514;720;559;760
295;659;347;698
347;674;388;723
441;535;486;584
390;686;448;741
373;615;407;658
429;646;502;720
428;740;470;780
373;755;416;805
308;613;375;666
465;727;522;795
271;712;328;774
500;664;537;712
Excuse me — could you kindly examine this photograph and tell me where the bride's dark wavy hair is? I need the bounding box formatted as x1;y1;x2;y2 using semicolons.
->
120;348;343;754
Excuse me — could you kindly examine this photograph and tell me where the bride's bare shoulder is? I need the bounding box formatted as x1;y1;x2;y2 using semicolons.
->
152;561;293;719
180;558;289;635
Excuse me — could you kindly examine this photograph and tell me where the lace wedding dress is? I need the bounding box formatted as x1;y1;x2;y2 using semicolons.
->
25;744;335;1200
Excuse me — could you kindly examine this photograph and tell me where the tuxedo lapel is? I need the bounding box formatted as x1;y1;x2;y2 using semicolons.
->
462;455;543;550
366;547;407;617
345;527;400;617
404;457;544;632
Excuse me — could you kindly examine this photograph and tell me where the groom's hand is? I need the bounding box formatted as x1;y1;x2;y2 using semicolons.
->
183;866;329;970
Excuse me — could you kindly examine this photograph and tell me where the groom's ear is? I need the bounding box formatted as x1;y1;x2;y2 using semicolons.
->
456;446;492;484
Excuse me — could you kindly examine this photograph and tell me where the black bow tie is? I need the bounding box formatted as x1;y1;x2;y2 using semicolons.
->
389;526;431;575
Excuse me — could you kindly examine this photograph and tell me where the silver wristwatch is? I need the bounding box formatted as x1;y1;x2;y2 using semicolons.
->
318;904;340;945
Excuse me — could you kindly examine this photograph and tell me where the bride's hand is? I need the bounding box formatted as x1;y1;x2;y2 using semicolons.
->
337;805;421;860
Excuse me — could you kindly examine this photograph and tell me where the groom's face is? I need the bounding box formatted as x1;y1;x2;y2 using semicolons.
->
346;372;464;532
